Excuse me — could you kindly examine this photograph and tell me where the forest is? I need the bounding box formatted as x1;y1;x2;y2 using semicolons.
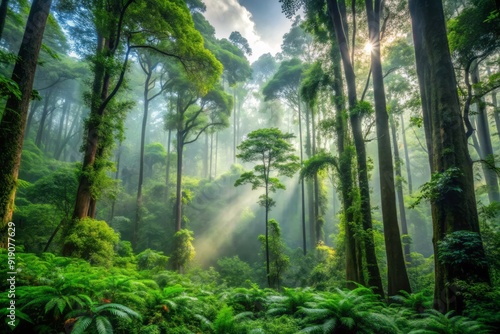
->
0;0;499;333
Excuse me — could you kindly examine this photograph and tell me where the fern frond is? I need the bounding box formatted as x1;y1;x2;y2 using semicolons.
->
95;315;113;334
71;316;93;334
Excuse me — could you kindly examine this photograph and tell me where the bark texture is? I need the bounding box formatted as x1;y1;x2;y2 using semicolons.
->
0;0;52;247
366;0;411;295
409;0;491;314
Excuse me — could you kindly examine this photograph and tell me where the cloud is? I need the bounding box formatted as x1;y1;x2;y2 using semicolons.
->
203;0;285;62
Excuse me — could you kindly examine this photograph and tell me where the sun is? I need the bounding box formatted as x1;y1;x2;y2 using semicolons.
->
364;42;373;54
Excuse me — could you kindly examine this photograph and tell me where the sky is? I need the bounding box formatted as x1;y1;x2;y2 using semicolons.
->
202;0;294;63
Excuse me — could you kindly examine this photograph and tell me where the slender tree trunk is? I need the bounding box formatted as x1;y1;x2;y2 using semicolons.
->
409;0;491;314
233;89;237;164
165;128;172;200
312;109;323;242
133;68;153;249
492;91;500;140
209;131;214;180
175;133;183;232
25;100;40;138
0;0;52;247
0;0;9;40
214;132;218;177
390;113;411;263
327;0;384;297
109;143;121;221
298;98;307;254
54;98;70;158
471;64;500;203
305;106;316;248
366;0;411;295
400;114;413;193
35;90;52;148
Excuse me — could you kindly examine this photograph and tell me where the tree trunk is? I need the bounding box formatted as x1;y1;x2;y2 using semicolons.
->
400;114;413;194
366;0;411;295
471;64;500;203
298;97;307;254
331;41;362;287
409;0;491;314
492;91;500;141
72;35;108;220
327;0;384;297
0;0;9;40
133;67;153;249
165;128;172;199
54;98;70;158
305;106;315;248
390;112;411;263
0;0;52;247
175;131;183;232
109;143;122;221
35;90;52;148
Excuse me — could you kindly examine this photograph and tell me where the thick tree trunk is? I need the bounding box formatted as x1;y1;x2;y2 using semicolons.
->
0;0;52;247
327;0;384;297
366;0;411;295
471;64;500;203
400;114;413;193
390;113;411;263
72;36;108;220
409;0;491;314
331;43;362;287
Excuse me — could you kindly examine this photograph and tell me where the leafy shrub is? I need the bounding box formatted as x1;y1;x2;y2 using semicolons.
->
63;218;119;266
137;249;169;271
217;256;256;287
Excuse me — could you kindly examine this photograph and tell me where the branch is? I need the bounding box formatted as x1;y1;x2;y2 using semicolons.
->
97;38;132;116
110;0;135;54
184;122;224;145
464;62;475;139
361;67;372;101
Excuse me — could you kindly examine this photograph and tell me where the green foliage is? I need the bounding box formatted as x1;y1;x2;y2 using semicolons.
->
437;231;489;269
235;128;300;207
137;249;170;271
301;151;338;180
259;220;290;289
68;302;140;334
64;218;119;266
1;251;497;333
351;100;374;117
408;310;490;334
410;167;464;208
217;256;257;287
170;229;196;270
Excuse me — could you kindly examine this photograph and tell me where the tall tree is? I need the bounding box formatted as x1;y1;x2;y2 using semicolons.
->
165;73;231;237
365;0;411;295
234;128;300;287
133;52;172;249
263;58;309;253
0;0;52;247
63;0;222;222
409;0;491;313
